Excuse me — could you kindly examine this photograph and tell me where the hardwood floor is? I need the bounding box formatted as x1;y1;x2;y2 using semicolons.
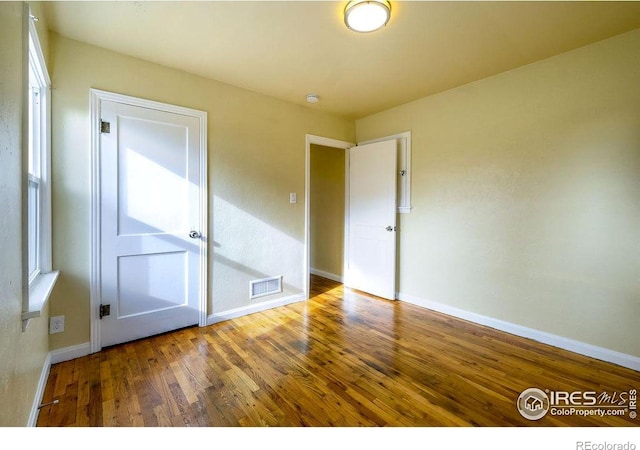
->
37;275;639;427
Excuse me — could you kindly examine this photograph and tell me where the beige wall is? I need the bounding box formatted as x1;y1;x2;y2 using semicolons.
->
357;29;640;357
28;2;49;68
310;144;346;278
0;2;51;426
48;33;354;349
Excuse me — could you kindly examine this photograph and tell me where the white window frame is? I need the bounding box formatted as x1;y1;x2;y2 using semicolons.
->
23;10;58;328
28;60;43;283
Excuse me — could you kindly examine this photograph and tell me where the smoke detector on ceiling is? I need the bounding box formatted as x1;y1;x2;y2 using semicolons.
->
306;93;319;104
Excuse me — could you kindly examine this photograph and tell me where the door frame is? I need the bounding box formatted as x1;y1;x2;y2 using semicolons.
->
304;134;354;299
89;89;208;353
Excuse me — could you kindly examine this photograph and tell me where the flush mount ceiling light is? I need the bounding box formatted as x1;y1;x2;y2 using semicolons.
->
344;0;391;33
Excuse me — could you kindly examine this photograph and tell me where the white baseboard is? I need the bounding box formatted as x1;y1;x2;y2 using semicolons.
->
27;352;52;427
50;342;92;364
310;268;343;283
28;342;91;427
207;293;306;325
397;292;640;372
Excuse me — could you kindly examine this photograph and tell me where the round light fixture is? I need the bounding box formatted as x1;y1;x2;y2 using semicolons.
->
344;0;391;33
306;93;319;104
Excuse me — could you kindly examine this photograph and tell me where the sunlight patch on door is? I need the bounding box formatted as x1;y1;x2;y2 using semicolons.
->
117;251;187;318
117;115;192;236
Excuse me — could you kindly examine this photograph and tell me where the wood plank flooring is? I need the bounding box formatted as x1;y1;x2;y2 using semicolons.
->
37;275;639;427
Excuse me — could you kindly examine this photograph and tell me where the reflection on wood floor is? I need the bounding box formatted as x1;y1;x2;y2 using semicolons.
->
37;275;639;426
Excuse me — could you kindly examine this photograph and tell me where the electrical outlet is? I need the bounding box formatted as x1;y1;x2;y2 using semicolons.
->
49;315;64;334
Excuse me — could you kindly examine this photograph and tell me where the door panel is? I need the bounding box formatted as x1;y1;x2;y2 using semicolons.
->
100;99;202;347
347;140;397;300
117;251;187;317
117;116;189;236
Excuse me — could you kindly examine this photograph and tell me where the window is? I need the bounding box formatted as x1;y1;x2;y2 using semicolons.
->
23;10;58;326
28;59;43;281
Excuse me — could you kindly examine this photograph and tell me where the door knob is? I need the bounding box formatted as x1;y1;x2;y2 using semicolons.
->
385;226;395;232
189;230;201;239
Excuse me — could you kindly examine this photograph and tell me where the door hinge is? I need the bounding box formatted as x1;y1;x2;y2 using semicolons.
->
99;304;111;319
100;120;111;134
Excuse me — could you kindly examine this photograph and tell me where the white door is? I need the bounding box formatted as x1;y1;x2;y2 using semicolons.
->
347;140;397;300
99;99;204;347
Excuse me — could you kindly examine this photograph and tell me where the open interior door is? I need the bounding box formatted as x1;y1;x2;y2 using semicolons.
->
347;140;397;300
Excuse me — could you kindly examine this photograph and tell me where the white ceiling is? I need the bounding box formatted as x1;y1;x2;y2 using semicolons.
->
43;1;640;119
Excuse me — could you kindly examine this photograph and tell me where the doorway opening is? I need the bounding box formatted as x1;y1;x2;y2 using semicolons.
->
304;133;405;301
310;143;347;283
304;135;353;299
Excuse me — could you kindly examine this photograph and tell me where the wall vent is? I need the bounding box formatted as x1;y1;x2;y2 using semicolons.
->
250;276;283;300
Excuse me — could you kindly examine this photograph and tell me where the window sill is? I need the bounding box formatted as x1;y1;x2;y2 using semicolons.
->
22;271;60;327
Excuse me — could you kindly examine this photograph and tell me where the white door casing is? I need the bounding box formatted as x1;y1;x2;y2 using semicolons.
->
90;90;207;351
346;140;397;300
